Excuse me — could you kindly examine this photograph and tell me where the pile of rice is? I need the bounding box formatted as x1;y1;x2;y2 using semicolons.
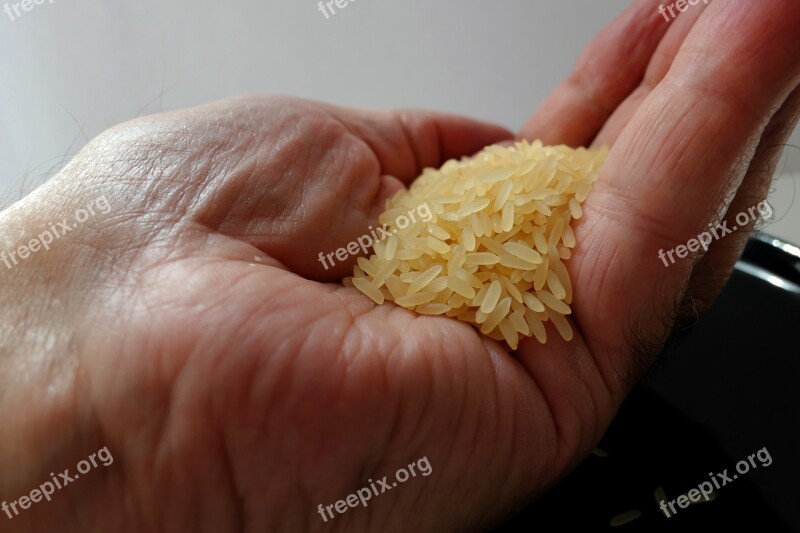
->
347;140;607;349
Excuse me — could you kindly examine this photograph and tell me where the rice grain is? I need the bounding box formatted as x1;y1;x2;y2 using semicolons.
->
348;140;607;346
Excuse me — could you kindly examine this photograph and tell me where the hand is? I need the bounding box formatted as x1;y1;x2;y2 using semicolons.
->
1;1;798;532
1;96;516;532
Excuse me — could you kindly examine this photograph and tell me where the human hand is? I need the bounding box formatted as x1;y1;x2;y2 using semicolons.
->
1;1;799;532
1;96;520;532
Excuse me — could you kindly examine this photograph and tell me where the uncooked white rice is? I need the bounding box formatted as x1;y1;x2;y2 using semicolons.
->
348;140;607;349
609;510;642;527
591;447;609;458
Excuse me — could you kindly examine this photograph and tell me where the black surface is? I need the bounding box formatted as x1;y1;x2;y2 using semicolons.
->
494;235;800;532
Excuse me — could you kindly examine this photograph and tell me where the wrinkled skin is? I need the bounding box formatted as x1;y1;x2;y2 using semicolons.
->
1;1;799;531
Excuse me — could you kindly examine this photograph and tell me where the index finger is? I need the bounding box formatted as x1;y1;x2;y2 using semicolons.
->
575;0;800;377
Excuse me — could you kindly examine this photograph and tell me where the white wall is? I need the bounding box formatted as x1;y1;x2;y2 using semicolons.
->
1;0;797;242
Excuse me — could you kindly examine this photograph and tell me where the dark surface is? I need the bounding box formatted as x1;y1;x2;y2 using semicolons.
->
494;235;800;532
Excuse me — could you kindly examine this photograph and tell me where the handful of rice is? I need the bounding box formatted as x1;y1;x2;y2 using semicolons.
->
348;140;607;349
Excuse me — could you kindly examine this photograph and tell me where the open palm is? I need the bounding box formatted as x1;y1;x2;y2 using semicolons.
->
2;1;798;532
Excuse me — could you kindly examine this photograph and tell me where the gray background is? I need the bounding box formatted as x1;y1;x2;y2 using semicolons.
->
1;0;797;242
